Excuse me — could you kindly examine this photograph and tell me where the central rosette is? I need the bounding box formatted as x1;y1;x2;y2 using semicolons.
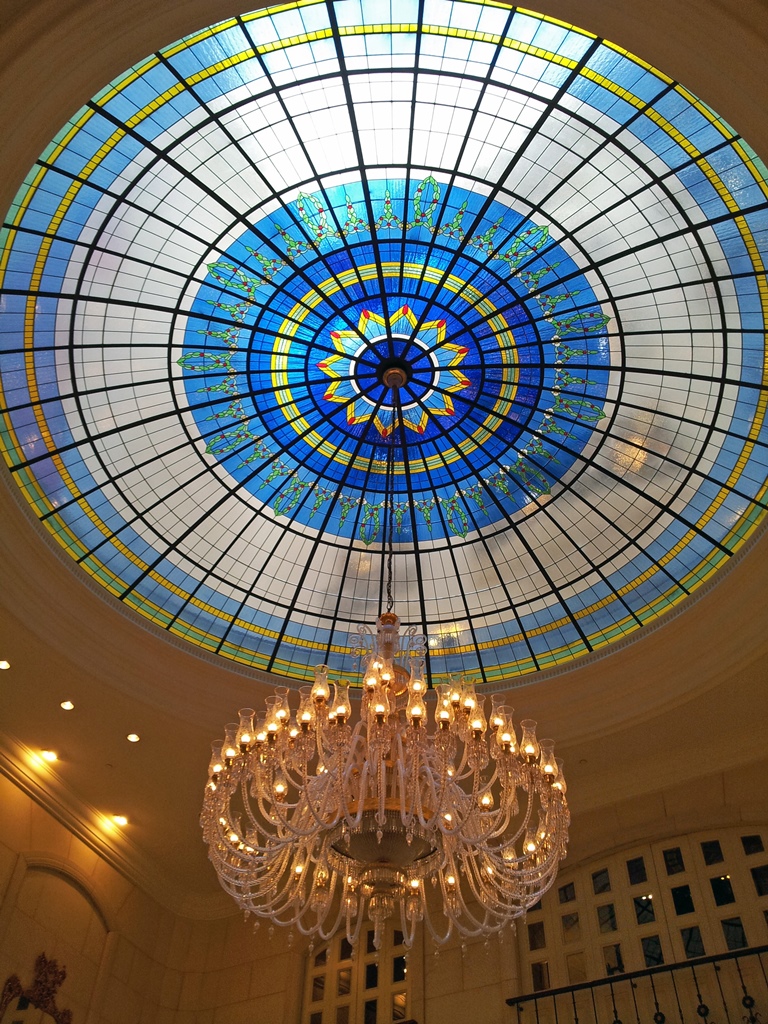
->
317;305;471;437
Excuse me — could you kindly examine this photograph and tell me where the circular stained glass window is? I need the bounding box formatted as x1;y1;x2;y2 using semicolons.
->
1;2;767;684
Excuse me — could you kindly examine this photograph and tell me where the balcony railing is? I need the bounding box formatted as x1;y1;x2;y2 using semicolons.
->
507;944;768;1024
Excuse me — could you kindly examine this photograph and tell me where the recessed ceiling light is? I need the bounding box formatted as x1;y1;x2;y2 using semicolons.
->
60;700;74;711
126;733;140;743
0;660;10;670
112;814;128;826
40;750;58;762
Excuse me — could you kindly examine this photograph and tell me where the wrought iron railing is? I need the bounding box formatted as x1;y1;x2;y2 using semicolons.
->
507;945;768;1024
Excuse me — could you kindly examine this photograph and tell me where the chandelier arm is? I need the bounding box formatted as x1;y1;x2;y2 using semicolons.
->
299;872;347;941
436;860;495;938
448;738;472;779
410;761;431;829
423;770;444;831
263;777;340;840
251;787;314;841
282;738;319;782
305;895;347;943
399;742;421;822
211;787;246;848
376;747;387;826
391;729;409;818
403;744;427;827
420;900;455;947
457;785;519;843
399;904;419;950
465;783;515;836
463;849;520;919
239;776;272;843
344;903;366;948
342;757;371;830
427;771;458;831
441;879;495;939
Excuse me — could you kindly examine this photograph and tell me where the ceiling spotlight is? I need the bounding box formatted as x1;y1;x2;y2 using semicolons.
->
60;700;74;711
126;733;140;743
0;660;10;670
40;750;58;762
112;815;128;827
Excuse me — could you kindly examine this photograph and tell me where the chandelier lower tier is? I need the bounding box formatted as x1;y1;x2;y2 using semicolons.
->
201;611;569;949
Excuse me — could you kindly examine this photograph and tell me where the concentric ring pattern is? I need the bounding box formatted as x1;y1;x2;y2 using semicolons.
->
1;1;767;685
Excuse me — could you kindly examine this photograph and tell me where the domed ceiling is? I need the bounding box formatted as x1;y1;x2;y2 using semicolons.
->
1;1;767;687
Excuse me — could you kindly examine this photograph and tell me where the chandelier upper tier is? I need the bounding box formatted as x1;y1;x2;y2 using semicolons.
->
201;609;569;948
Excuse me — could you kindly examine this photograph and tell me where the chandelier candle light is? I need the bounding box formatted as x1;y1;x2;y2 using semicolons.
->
201;376;569;950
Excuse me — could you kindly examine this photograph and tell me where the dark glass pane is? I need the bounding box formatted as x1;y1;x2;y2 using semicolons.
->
392;956;407;984
634;894;655;925
710;874;736;906
627;856;647;885
531;962;550;992
392;993;407;1022
663;847;686;875
681;926;705;958
597;904;618;933
642;935;664;967
337;1008;350;1024
365;962;378;989
314;949;328;967
337;968;351;996
701;840;724;865
751;864;768;896
366;930;376;954
562;912;580;942
312;976;325;1002
672;885;695;915
559;882;576;903
742;835;765;855
339;937;353;961
528;921;546;950
364;999;377;1024
643;937;667;966
592;869;611;894
604;943;624;976
310;1013;323;1024
529;899;543;912
393;930;404;947
722;917;748;950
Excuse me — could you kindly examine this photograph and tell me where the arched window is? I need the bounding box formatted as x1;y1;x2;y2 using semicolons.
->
303;925;411;1024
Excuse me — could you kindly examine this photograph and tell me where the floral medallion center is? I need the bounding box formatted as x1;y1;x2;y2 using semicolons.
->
317;306;470;437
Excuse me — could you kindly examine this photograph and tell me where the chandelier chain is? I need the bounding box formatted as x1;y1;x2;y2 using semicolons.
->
385;384;400;615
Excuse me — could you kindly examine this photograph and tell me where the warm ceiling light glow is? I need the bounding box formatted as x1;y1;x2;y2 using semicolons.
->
126;733;140;743
60;700;74;711
0;660;10;670
40;750;58;762
112;815;128;826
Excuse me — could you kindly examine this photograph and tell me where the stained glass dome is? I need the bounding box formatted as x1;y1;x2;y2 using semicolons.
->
1;1;767;686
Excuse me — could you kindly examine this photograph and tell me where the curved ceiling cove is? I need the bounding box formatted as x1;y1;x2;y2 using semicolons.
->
1;2;767;686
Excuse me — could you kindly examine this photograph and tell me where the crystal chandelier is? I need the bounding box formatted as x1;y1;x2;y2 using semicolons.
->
201;371;570;949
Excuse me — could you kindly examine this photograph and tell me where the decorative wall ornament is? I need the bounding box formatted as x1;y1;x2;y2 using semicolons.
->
0;954;72;1024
